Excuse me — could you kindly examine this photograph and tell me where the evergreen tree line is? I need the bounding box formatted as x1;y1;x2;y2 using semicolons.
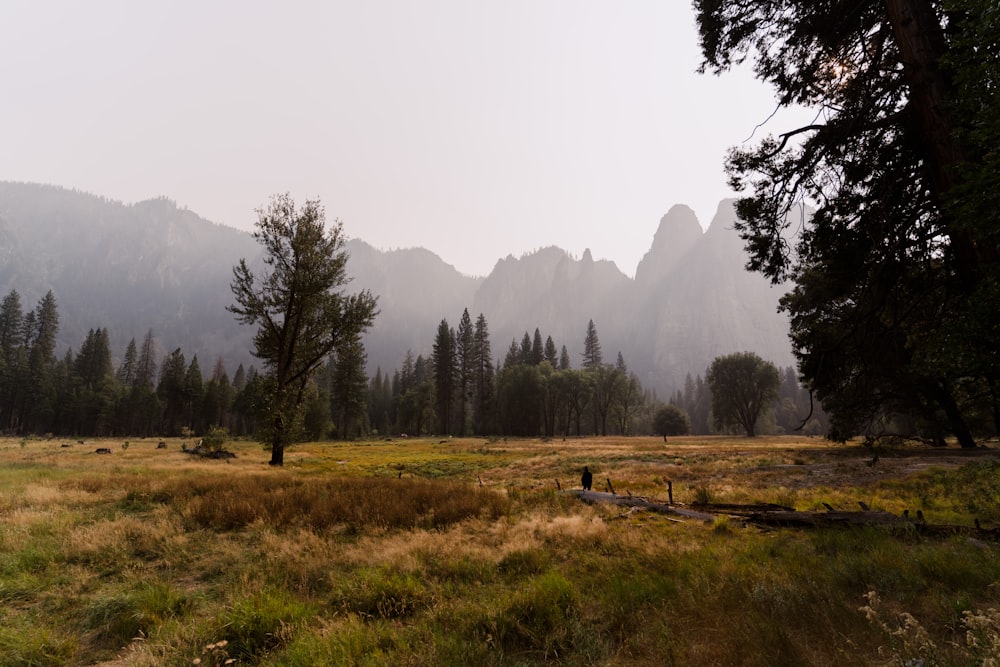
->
0;289;371;440
369;310;830;439
368;311;659;438
1;288;825;440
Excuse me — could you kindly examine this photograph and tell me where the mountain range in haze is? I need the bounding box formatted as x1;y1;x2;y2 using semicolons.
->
0;182;795;396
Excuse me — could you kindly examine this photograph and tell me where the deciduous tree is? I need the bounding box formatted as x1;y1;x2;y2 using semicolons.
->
229;194;378;465
706;352;780;437
696;0;1000;445
653;404;690;438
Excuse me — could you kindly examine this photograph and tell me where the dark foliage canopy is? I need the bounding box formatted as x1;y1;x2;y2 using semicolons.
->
696;0;1000;444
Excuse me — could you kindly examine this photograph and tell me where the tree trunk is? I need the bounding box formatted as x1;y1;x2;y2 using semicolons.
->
885;0;983;290
270;442;284;466
270;411;286;465
930;380;977;449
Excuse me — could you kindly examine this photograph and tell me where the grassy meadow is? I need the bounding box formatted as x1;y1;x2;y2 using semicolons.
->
1;434;999;666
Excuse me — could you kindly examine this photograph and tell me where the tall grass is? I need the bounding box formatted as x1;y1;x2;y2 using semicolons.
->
1;436;999;665
176;474;510;531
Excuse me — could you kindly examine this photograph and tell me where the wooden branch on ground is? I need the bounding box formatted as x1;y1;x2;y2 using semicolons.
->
690;502;795;515
567;490;716;521
746;509;1000;540
569;491;1000;540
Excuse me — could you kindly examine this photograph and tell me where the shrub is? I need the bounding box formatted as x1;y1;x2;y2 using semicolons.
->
478;572;579;658
497;548;550;577
332;568;429;620
220;587;311;661
83;583;192;650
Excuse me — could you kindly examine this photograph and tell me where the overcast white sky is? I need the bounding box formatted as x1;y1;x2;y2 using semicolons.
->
1;1;805;277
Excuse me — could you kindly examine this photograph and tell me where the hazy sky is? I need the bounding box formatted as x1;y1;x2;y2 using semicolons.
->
1;1;806;277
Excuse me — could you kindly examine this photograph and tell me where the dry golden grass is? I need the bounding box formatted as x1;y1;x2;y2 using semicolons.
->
2;435;999;666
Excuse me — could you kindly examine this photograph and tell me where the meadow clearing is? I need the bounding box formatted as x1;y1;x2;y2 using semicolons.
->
1;434;999;666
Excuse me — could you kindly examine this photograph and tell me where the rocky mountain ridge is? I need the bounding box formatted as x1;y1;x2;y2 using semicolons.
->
0;182;794;396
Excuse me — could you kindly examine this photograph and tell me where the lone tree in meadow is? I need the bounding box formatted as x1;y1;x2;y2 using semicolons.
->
653;404;691;440
229;194;378;465
706;352;780;437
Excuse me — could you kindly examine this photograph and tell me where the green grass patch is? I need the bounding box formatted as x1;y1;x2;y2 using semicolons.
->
2;435;999;665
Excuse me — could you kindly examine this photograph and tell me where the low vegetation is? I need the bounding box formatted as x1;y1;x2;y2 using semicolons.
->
1;435;998;665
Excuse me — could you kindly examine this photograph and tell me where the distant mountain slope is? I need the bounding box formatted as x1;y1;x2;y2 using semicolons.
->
631;201;795;392
471;201;795;393
0;182;260;368
0;182;793;395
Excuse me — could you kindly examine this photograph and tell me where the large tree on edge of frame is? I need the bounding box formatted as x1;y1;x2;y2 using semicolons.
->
229;194;378;465
695;0;1000;446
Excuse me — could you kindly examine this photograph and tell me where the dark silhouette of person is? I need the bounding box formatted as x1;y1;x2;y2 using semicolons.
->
581;466;593;491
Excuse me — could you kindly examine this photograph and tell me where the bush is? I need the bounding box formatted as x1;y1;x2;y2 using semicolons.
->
478;572;579;657
332;568;429;620
220;587;311;661
83;583;192;650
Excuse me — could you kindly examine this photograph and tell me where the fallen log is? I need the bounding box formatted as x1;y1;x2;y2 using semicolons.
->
567;490;716;521
746;509;903;528
690;502;795;515
569;491;1000;540
747;509;1000;540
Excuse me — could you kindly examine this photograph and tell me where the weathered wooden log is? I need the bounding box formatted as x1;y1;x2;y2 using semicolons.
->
568;490;716;521
745;509;1000;540
746;509;903;528
690;502;795;515
571;492;1000;540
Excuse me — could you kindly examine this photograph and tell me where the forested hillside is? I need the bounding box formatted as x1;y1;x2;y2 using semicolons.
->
0;182;793;399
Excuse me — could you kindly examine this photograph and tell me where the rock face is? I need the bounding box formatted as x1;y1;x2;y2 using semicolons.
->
629;200;794;393
468;200;794;394
634;204;703;287
0;182;794;396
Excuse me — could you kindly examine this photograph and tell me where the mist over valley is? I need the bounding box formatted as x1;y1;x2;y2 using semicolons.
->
0;182;793;396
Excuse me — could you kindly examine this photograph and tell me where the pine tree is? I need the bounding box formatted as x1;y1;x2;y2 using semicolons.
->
530;328;544;366
432;319;456;435
184;356;204;433
581;319;602;370
133;330;156;388
519;332;533;365
0;290;25;430
544;336;558;367
22;291;59;433
117;339;138;387
201;357;233;432
367;367;392;436
455;309;475;436
332;333;369;438
559;345;571;371
73;328;115;435
158;348;188;436
472;313;494;435
504;339;520;369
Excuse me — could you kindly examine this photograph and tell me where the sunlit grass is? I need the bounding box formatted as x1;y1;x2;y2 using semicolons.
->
0;435;998;664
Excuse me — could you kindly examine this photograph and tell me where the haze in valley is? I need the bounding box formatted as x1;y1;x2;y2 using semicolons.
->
0;1;813;277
